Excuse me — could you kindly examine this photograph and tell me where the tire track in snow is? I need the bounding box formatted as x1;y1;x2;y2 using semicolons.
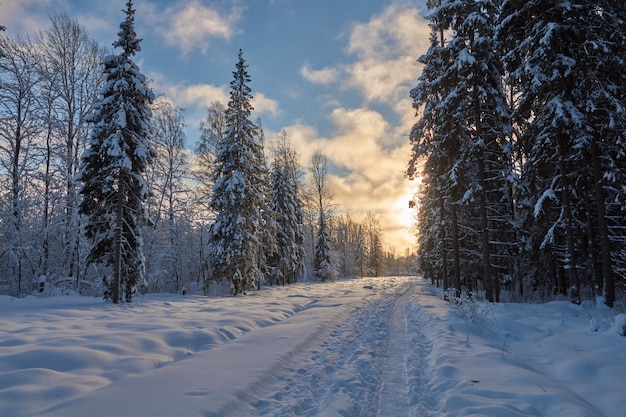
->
375;279;439;417
213;282;389;417
214;277;441;417
375;285;412;416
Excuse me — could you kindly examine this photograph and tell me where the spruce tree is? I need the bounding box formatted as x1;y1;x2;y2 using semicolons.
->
314;212;335;282
410;0;514;301
498;0;626;305
409;0;463;294
439;0;514;302
253;122;278;290
78;0;154;303
270;131;305;285
208;49;265;295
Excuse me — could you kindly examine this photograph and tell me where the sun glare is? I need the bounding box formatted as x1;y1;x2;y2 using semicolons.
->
385;185;419;253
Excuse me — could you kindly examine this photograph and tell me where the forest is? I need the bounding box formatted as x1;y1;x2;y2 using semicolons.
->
409;0;626;307
0;2;414;302
2;0;625;308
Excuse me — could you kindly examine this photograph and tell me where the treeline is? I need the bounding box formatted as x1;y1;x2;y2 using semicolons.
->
0;6;413;299
408;0;626;306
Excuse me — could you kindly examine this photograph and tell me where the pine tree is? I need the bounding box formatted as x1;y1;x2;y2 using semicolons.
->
409;0;462;294
364;212;384;277
208;49;265;295
78;0;154;303
354;225;366;278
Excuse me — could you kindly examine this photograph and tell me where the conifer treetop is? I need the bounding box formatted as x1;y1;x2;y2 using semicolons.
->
228;49;254;118
113;0;141;57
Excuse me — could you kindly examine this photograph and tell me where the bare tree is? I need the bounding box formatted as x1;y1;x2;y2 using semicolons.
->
0;34;42;295
193;101;227;209
145;98;189;292
37;14;104;285
190;101;228;292
309;150;336;281
364;212;383;277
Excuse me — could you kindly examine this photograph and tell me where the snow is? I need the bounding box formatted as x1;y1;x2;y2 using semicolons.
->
1;276;624;417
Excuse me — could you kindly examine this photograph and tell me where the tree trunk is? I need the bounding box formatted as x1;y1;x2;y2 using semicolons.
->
42;119;53;283
591;137;614;307
13;120;23;296
438;194;448;291
450;202;461;295
477;156;494;302
113;176;124;304
556;132;580;303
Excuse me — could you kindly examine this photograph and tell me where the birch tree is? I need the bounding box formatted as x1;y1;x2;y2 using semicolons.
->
0;34;41;295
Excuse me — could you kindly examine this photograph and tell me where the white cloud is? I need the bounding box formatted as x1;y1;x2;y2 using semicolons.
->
163;82;230;109
345;4;430;108
156;80;278;118
252;93;281;118
1;0;62;36
151;0;243;56
300;64;339;85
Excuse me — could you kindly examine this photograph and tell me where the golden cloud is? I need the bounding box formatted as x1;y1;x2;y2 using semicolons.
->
281;105;416;252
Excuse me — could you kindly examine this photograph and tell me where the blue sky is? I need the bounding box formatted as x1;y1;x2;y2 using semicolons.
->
2;0;431;252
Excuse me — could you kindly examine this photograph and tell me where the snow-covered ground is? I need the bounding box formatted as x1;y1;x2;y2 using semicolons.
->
0;276;624;417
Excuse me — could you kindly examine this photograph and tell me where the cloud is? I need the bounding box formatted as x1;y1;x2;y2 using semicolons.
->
1;0;64;35
271;3;430;251
156;80;279;117
252;93;281;118
148;72;281;150
345;4;430;107
151;0;243;56
281;106;416;251
162;82;230;110
300;64;339;85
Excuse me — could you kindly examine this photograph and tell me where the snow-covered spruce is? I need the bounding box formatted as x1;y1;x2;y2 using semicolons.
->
78;0;155;303
207;49;267;295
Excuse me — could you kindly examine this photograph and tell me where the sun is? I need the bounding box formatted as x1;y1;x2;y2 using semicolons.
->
384;184;419;253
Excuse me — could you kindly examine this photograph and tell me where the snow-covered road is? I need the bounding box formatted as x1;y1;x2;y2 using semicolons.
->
1;276;624;417
216;277;441;417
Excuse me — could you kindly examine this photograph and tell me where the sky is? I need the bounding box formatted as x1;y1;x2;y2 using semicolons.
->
1;0;432;253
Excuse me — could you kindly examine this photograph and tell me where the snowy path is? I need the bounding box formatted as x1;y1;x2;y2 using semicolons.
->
196;277;442;417
214;278;432;417
376;284;438;417
1;276;623;417
376;287;415;417
32;277;440;417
